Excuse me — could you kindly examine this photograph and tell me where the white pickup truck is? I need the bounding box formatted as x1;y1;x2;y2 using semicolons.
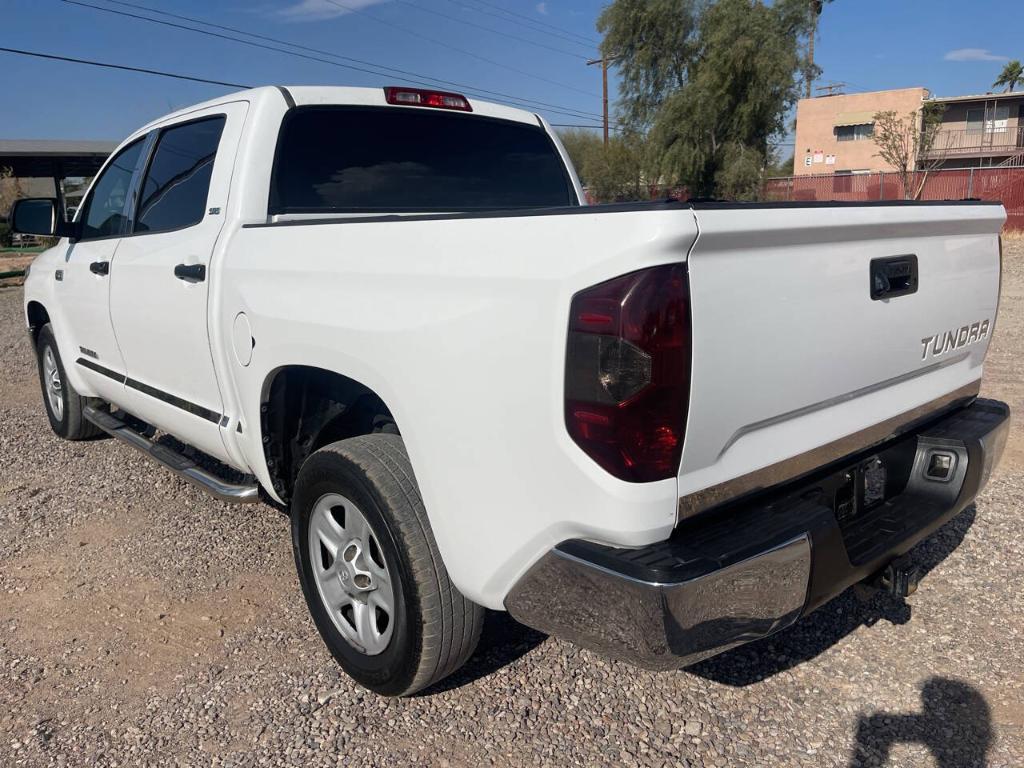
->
13;86;1010;696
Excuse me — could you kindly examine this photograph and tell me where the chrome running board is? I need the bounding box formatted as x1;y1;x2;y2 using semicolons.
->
84;405;259;504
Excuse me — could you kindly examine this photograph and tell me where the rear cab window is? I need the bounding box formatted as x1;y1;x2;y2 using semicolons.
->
269;106;576;215
135;116;226;234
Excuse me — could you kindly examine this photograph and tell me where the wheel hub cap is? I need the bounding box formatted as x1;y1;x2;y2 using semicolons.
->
309;493;395;655
42;346;63;421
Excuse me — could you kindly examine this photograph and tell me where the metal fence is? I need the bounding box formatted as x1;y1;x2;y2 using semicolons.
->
763;168;1024;231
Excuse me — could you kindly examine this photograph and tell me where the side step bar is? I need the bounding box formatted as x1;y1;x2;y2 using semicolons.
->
84;405;260;504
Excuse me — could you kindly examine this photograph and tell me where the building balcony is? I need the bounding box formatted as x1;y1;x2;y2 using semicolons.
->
922;126;1024;158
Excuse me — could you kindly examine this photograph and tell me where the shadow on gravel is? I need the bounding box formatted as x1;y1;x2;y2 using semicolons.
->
690;505;977;687
418;610;547;696
848;677;992;767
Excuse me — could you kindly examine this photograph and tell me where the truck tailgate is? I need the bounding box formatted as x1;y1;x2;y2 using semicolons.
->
679;202;1005;514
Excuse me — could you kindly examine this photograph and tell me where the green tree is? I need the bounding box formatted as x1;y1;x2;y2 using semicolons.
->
596;0;700;131
768;152;795;176
557;128;600;183
993;60;1023;92
872;103;947;200
599;0;814;199
558;129;649;202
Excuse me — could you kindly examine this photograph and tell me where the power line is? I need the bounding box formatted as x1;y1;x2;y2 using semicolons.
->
461;0;600;46
60;0;603;121
1;44;622;132
390;0;589;60
443;0;596;50
60;1;417;83
97;0;600;118
0;46;250;88
320;0;596;97
550;123;622;132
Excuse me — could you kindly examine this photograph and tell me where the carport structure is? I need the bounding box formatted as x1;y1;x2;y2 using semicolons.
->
0;139;116;216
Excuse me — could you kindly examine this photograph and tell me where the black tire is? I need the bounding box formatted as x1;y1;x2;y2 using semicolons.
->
291;434;484;696
35;324;102;441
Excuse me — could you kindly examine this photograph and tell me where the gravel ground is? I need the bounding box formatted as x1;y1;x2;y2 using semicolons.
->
1;241;1023;767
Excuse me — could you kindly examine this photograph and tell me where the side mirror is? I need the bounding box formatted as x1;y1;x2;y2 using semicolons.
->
10;198;57;236
9;198;76;238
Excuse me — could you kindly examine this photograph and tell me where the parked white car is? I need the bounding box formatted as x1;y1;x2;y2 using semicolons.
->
13;86;1010;696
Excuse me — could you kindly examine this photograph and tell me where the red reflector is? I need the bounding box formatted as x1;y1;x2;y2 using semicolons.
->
572;409;611;426
384;87;472;112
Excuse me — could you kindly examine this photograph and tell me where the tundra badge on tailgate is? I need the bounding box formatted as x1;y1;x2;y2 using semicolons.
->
920;319;990;361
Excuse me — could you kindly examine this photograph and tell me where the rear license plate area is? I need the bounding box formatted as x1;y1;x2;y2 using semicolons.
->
862;457;887;508
834;455;888;524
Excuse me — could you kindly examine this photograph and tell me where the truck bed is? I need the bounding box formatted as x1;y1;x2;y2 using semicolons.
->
228;198;1004;606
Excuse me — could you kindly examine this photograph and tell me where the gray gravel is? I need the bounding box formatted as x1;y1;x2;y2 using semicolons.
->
2;242;1024;767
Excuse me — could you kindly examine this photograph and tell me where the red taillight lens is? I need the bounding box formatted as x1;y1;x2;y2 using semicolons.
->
565;264;691;482
384;87;472;111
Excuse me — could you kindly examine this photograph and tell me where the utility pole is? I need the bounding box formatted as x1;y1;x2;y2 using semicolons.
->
586;55;619;147
806;2;816;98
807;0;829;98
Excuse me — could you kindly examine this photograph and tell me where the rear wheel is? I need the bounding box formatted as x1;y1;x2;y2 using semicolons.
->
291;434;483;696
35;324;101;440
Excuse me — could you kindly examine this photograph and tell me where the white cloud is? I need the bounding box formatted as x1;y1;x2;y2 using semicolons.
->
277;0;389;22
944;48;1010;63
536;2;548;15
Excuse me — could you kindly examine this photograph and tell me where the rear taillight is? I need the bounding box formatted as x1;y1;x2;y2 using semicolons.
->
384;87;472;111
565;264;691;482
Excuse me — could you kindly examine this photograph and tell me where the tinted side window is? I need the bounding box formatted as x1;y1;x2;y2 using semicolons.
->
134;117;225;234
81;139;145;240
271;107;575;213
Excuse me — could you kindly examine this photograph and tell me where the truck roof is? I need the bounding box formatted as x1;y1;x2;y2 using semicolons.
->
135;85;543;136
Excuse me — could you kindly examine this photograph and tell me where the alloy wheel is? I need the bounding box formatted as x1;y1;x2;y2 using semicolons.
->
308;493;395;655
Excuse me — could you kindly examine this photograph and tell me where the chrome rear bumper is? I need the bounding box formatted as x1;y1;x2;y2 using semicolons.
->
507;533;811;670
505;398;1009;670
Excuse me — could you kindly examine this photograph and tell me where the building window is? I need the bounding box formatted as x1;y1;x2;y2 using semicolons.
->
967;106;1010;133
966;108;984;133
991;106;1010;133
835;123;874;141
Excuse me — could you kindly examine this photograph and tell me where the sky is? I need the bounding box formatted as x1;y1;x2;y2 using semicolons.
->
1;0;1022;143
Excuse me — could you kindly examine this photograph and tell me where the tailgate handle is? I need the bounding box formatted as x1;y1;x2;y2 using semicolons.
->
174;263;206;282
870;255;918;301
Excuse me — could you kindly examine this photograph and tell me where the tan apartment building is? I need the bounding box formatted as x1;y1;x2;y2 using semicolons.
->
793;87;1024;176
793;87;928;176
923;91;1024;168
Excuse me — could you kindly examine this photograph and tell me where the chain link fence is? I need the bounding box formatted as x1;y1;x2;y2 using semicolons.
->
763;168;1024;231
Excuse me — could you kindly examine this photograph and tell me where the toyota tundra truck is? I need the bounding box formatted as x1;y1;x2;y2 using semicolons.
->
12;86;1010;696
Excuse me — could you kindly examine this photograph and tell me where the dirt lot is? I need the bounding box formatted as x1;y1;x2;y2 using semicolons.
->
1;241;1023;767
0;252;34;288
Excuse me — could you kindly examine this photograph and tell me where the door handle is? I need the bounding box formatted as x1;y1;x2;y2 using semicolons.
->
89;261;109;276
174;263;206;282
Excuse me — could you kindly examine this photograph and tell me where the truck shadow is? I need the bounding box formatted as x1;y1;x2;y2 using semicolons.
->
848;677;992;767
690;505;977;687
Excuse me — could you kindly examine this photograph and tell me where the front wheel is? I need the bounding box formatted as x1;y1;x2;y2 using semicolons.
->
291;434;483;696
35;324;102;440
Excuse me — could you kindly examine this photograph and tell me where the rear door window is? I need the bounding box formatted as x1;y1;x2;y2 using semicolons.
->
270;106;576;213
134;116;225;234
